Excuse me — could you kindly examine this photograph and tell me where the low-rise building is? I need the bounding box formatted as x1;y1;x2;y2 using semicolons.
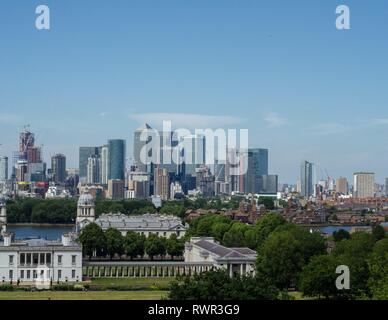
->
0;233;82;286
184;237;256;277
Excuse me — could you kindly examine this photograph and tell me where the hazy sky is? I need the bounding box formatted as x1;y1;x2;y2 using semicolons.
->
0;0;388;183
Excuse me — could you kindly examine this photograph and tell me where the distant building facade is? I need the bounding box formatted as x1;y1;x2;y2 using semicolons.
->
300;160;314;198
354;172;375;198
51;154;66;184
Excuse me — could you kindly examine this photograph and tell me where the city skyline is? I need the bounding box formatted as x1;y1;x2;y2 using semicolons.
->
1;1;388;183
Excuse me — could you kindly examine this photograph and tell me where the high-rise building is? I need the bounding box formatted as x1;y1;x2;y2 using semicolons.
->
127;171;150;199
79;147;100;181
240;148;268;194
336;177;349;195
87;155;101;184
353;172;374;198
258;175;278;194
385;178;388;196
180;134;206;176
107;179;125;199
100;145;109;185
154;166;170;200
108;139;126;180
300;160;314;198
51;154;67;183
26;147;42;164
196;166;215;198
0;156;8;182
133;124;156;173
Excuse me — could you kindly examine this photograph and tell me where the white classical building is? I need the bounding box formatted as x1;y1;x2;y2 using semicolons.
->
76;192;96;229
0;233;82;285
184;237;256;277
0;197;7;235
76;191;187;238
94;213;187;238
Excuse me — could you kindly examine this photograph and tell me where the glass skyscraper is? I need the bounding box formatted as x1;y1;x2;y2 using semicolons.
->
79;147;100;180
108;139;126;180
51;154;67;183
300;160;314;198
243;148;268;194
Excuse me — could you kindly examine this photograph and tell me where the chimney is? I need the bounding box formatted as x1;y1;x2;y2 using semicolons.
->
3;233;11;247
62;234;70;246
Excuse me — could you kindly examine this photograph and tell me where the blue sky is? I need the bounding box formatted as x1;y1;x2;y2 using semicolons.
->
0;0;388;183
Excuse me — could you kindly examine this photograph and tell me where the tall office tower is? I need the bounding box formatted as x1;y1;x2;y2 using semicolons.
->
154;166;170;200
127;171;150;199
19;128;35;159
133;123;156;173
108;179;125;199
100;145;109;185
79;147;100;181
258;175;278;194
336;177;349;195
26;147;42;164
300;160;314;198
180;134;206;176
108;139;126;180
353;172;375;198
87;155;101;184
0;156;8;182
16;160;28;182
196;166;215;198
385;178;388;196
51;154;67;183
240;149;268;193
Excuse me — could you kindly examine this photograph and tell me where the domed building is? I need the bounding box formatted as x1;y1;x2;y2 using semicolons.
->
76;191;95;229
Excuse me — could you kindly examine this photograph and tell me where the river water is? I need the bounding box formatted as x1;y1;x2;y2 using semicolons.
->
6;224;352;241
7;225;74;240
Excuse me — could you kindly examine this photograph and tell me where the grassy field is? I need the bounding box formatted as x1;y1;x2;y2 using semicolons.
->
88;277;173;288
0;291;167;300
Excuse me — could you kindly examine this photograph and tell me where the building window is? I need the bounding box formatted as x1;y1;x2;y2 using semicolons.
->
9;270;13;279
177;231;180;237
163;232;166;237
33;270;37;279
39;253;45;265
71;255;76;265
20;270;24;279
33;253;38;265
71;270;76;279
58;270;62;280
58;255;63;265
20;253;25;265
9;255;14;265
46;253;51;265
26;253;31;265
27;270;31;279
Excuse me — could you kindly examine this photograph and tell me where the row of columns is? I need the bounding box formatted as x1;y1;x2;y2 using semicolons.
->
83;265;213;278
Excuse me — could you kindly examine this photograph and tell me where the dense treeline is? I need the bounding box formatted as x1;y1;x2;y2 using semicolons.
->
78;223;185;260
6;198;77;224
5;196;263;224
172;213;388;300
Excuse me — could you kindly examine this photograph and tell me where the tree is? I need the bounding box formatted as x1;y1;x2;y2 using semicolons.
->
257;197;275;210
299;255;342;299
145;234;166;260
105;228;125;258
372;225;386;241
256;231;304;289
332;232;375;296
124;231;145;259
78;223;106;258
222;222;250;247
248;213;288;249
168;270;281;300
166;234;184;259
333;229;351;242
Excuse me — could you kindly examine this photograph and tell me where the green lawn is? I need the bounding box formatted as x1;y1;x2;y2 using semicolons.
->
88;277;173;289
0;291;167;300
